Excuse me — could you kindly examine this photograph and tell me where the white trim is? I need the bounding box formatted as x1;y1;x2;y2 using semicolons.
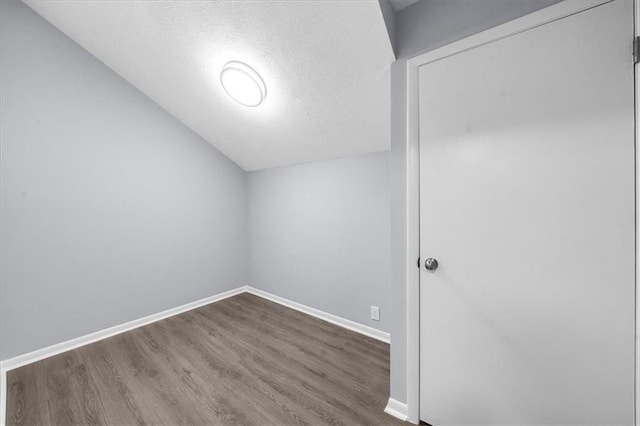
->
384;397;408;421
245;286;391;344
404;0;617;423
0;285;391;424
0;286;247;372
0;285;247;425
405;58;421;425
635;2;639;426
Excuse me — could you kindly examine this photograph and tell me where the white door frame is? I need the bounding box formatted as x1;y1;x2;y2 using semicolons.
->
403;0;638;423
635;2;639;425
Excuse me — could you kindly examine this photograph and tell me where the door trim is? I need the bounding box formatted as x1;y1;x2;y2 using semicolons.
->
403;0;635;423
634;2;639;426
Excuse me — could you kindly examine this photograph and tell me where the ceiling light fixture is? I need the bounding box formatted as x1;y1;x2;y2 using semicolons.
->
220;61;267;107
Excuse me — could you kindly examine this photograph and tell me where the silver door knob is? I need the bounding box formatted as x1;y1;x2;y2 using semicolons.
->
424;258;439;271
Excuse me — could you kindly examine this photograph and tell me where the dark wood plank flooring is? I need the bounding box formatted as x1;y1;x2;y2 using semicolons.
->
6;293;402;425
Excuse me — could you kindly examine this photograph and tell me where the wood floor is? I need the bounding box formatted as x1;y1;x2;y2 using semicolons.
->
6;293;402;425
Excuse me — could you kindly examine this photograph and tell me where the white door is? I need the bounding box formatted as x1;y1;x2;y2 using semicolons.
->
418;1;635;425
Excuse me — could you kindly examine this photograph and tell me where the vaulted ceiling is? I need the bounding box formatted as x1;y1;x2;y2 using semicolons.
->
25;1;396;171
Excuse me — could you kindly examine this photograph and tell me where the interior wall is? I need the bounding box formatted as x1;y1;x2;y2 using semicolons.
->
389;0;564;405
389;58;409;404
378;0;397;56
247;152;391;333
395;0;562;60
0;0;247;361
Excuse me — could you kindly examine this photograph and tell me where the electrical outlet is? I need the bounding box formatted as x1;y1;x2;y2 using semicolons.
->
370;305;380;321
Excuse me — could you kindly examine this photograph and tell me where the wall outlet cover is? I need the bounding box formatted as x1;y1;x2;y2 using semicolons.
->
371;305;380;321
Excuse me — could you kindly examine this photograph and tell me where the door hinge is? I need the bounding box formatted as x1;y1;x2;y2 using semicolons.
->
634;37;640;65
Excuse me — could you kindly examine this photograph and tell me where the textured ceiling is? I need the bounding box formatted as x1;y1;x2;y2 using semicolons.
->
24;1;395;171
390;0;421;12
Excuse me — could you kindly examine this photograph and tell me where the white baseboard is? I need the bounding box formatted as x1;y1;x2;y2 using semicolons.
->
0;285;246;425
245;286;390;344
0;285;391;425
0;286;246;372
384;397;409;422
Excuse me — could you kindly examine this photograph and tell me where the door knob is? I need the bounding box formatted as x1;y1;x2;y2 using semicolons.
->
424;258;439;271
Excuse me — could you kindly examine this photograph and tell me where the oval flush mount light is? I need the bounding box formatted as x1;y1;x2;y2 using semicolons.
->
220;61;267;107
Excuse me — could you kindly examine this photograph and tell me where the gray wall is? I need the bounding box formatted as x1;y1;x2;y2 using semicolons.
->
388;0;563;404
248;152;391;333
0;0;247;360
0;0;563;397
378;0;396;56
389;59;409;403
395;0;562;59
